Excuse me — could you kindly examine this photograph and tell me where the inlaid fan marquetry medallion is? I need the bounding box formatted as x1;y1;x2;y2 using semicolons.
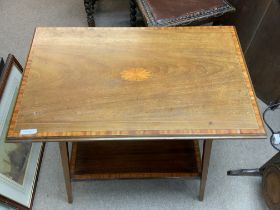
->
121;68;151;81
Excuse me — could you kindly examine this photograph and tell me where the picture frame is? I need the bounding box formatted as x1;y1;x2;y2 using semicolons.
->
0;54;44;210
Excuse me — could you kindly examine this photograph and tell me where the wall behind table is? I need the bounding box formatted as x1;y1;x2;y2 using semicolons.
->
223;0;280;104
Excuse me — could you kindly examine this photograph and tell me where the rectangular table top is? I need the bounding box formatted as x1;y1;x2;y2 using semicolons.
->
6;27;266;142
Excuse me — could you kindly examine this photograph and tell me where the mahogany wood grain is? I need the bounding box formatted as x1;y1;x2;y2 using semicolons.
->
6;27;265;142
70;140;201;180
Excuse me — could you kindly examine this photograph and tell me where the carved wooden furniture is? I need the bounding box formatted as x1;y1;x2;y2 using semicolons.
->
262;153;280;210
84;0;97;26
6;27;266;203
222;0;280;104
130;0;235;26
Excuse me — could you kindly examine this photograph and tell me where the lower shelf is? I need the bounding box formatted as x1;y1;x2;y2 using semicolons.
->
70;140;201;180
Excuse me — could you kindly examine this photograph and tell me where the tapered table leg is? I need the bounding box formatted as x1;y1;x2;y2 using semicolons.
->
59;142;73;203
199;139;213;201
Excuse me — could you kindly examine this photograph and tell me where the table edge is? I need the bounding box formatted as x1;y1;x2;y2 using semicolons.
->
6;133;267;143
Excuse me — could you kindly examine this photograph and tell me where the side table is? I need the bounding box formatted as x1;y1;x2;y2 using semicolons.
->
6;27;266;203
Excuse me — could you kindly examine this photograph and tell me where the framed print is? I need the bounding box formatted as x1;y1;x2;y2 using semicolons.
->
0;202;15;210
0;54;44;210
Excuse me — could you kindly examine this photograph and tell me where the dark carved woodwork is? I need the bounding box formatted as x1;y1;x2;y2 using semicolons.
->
84;0;96;27
130;0;137;26
222;0;280;104
133;0;235;26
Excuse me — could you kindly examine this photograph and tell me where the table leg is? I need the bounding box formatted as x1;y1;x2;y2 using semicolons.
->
84;0;96;27
199;139;213;201
59;142;73;203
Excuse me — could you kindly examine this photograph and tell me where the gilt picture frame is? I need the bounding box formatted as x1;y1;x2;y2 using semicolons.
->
0;54;44;210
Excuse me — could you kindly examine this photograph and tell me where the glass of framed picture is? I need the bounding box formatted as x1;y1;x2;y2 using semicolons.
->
0;54;44;210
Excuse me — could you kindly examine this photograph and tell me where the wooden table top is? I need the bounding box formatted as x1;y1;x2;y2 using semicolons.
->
7;27;266;142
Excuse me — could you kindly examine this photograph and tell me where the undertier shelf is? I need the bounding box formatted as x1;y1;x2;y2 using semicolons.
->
70;140;201;180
